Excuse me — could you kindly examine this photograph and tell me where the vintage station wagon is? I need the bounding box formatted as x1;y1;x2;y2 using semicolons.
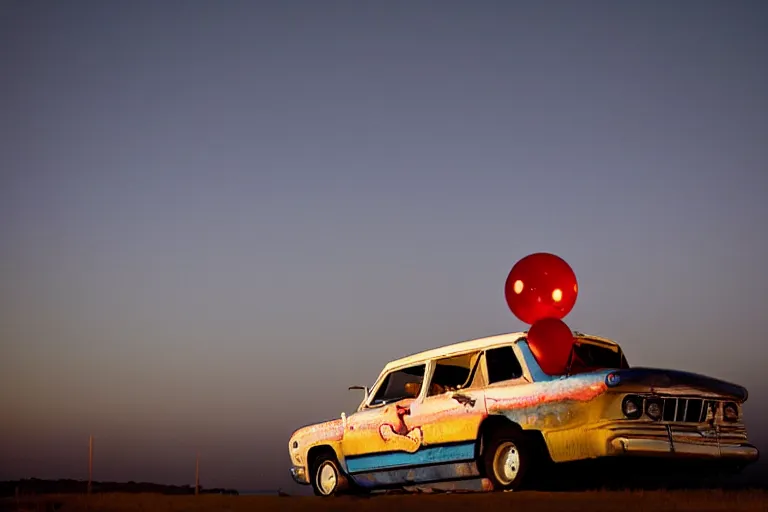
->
287;331;759;495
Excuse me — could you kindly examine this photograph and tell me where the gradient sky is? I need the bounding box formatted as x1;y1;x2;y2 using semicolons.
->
1;0;767;492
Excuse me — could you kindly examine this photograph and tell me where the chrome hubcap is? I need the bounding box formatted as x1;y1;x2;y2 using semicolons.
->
493;441;520;485
318;462;338;495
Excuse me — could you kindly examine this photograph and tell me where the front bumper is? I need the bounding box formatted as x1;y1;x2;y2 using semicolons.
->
290;465;309;485
608;436;759;462
548;420;760;465
598;421;760;463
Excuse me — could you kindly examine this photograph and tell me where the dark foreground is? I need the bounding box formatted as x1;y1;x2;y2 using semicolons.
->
4;490;768;512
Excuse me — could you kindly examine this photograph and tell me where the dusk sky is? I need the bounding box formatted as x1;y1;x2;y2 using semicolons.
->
1;0;766;492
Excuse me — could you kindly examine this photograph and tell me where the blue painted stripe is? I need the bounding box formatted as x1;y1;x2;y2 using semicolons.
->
345;442;476;474
351;461;480;487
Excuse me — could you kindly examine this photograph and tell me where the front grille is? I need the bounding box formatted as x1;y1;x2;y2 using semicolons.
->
659;397;715;423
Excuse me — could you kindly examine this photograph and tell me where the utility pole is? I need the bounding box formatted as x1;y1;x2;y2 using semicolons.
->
87;435;93;495
195;452;200;496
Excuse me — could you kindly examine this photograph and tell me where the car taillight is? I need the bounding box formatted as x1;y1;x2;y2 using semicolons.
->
606;372;621;387
622;395;643;419
723;402;739;422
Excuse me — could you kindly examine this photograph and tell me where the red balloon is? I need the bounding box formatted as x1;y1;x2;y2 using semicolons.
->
527;317;575;376
504;252;578;325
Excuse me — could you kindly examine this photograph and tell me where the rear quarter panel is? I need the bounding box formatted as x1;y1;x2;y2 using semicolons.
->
484;372;613;462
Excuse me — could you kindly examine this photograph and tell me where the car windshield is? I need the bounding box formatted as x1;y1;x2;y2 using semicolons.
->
569;341;629;374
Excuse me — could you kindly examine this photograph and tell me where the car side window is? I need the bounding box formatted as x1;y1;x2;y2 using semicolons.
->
485;346;523;384
427;351;482;397
369;364;426;405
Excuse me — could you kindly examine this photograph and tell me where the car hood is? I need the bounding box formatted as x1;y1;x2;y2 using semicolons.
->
599;367;748;402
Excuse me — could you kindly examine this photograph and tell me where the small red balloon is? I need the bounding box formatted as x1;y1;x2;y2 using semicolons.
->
527;317;575;376
504;252;578;325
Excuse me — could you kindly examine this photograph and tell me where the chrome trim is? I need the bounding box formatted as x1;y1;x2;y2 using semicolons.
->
609;437;759;462
290;466;309;485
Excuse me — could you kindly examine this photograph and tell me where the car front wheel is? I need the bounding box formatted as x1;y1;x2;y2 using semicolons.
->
311;454;345;496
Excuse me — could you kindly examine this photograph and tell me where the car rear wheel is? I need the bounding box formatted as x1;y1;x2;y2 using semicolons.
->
482;429;530;491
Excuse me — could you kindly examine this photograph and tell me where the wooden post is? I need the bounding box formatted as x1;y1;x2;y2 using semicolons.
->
195;452;200;496
87;435;93;495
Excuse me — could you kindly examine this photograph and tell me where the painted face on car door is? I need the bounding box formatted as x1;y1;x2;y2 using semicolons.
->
341;364;426;460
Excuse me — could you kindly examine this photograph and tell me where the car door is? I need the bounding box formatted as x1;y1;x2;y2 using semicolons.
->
405;352;487;472
340;364;427;478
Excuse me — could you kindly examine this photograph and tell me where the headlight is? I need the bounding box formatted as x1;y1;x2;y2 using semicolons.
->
622;395;643;419
645;399;663;420
723;402;739;422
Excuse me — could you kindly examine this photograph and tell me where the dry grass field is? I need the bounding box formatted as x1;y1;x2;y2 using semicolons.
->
4;490;768;512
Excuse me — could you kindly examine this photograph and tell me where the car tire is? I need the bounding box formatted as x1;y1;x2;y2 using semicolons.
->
310;452;348;497
481;429;530;491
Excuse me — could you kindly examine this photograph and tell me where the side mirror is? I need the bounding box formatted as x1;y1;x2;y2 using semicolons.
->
349;385;369;402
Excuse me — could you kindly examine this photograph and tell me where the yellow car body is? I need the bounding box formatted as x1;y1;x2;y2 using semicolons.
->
288;331;759;493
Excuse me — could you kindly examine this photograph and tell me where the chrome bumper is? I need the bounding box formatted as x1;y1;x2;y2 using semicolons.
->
608;436;759;462
561;420;762;465
290;465;309;485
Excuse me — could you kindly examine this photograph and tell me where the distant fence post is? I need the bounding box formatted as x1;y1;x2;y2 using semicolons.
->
195;452;200;496
88;435;93;495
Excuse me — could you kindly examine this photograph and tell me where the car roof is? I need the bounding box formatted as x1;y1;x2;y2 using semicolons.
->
381;330;620;372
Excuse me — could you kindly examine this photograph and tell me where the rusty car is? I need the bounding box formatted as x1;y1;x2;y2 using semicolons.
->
287;331;759;495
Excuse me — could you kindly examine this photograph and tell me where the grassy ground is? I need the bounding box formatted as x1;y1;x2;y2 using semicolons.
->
3;490;768;512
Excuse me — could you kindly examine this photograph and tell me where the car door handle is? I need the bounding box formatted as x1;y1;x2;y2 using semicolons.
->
451;393;476;407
